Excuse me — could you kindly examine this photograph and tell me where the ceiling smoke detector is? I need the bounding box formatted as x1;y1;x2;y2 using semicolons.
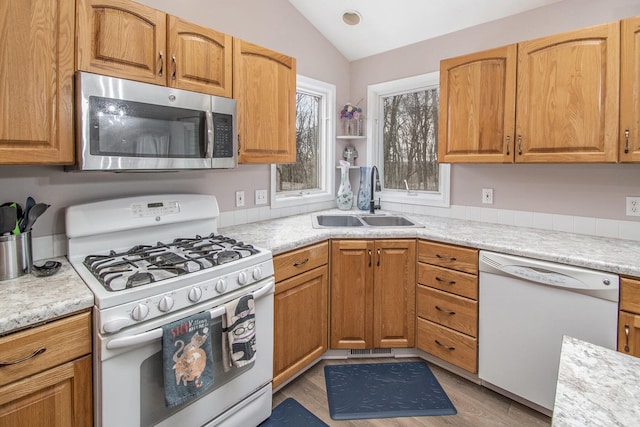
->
342;10;362;26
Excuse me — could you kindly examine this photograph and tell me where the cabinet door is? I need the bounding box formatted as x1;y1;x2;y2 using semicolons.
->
373;240;416;348
0;0;74;165
516;22;619;162
233;38;296;163
330;240;374;349
0;355;92;427
167;16;232;97
273;266;328;389
438;44;517;163
77;0;167;84
620;16;640;162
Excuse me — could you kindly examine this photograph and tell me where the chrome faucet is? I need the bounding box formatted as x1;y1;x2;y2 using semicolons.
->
369;166;382;214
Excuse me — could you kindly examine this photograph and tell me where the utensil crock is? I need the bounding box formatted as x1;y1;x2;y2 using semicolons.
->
0;231;32;281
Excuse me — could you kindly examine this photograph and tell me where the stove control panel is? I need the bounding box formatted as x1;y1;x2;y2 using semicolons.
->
131;200;180;217
97;259;274;334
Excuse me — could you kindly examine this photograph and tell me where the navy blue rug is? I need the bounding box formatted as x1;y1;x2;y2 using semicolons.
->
259;398;328;426
324;361;457;420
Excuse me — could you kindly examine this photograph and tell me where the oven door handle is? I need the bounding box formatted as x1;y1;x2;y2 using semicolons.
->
106;280;274;350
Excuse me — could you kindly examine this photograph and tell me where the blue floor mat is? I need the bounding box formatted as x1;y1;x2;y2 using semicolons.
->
259;398;328;426
324;361;457;420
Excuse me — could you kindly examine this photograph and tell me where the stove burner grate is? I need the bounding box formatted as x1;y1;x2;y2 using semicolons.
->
81;233;261;292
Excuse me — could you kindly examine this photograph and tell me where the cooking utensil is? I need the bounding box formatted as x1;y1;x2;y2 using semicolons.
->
20;196;36;232
0;206;17;235
1;202;22;234
22;203;49;232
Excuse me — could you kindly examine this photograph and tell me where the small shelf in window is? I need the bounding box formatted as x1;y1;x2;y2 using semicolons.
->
336;135;366;140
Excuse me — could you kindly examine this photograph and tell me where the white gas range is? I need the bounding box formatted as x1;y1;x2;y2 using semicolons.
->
66;194;274;427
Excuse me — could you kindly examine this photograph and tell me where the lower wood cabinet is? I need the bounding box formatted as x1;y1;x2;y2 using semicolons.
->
0;312;92;426
330;239;416;350
416;240;479;373
618;276;640;357
272;242;328;389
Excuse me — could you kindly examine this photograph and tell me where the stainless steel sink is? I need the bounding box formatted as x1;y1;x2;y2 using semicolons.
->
312;213;423;228
360;215;417;227
314;214;365;227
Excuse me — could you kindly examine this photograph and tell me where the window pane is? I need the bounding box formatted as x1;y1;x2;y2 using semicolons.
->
382;88;439;191
276;92;320;192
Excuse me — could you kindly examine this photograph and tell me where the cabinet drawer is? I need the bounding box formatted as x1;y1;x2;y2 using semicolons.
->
0;312;91;387
417;263;478;300
274;241;329;282
417;318;477;373
417;285;477;337
620;277;640;314
418;240;478;274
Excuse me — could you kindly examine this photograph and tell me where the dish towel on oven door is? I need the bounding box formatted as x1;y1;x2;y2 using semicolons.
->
162;311;214;407
222;294;257;371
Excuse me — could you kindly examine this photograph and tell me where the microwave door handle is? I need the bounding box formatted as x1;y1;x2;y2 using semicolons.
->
205;111;214;159
105;280;274;350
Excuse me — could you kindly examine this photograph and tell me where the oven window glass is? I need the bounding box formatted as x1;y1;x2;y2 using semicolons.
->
89;96;206;158
139;316;253;427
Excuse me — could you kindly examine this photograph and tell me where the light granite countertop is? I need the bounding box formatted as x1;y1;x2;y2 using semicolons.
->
220;209;640;277
2;209;639;336
552;336;640;426
0;257;93;335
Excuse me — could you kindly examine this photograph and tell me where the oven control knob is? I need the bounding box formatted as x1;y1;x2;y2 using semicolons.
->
252;266;263;280
238;271;249;286
215;279;227;293
158;295;174;312
131;303;149;321
188;287;203;302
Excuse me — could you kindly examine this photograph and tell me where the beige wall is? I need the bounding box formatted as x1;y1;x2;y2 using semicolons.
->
351;0;640;220
2;0;640;239
0;0;349;236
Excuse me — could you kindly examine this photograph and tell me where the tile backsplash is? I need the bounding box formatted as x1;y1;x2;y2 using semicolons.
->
37;201;640;261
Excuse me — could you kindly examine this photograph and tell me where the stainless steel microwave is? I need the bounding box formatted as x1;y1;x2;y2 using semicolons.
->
72;71;237;171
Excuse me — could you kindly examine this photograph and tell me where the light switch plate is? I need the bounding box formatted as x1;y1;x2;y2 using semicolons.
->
235;191;245;207
482;188;494;204
255;189;267;205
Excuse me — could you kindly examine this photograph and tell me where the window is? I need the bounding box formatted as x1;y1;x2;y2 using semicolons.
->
271;75;335;208
367;72;450;207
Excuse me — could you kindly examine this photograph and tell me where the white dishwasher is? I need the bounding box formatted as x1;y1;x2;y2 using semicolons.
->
478;250;619;414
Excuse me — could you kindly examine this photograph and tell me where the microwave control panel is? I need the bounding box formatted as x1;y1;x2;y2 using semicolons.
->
212;113;233;158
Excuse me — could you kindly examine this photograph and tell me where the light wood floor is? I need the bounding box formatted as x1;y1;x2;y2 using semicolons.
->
272;358;551;427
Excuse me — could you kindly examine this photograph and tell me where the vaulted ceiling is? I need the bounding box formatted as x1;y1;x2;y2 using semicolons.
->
288;0;564;61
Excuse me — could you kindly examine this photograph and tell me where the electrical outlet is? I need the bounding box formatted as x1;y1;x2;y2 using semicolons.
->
255;189;267;205
626;196;640;216
235;191;245;207
482;188;494;204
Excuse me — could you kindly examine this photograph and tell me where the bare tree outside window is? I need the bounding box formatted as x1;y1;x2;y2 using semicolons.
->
382;88;439;191
276;91;320;192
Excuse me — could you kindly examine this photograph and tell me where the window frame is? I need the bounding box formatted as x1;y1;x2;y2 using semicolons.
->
270;75;336;209
366;72;450;208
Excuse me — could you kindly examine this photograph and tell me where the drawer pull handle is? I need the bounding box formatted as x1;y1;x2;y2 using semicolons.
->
293;258;309;267
435;277;456;285
435;254;456;261
0;347;46;367
172;54;177;80
377;248;381;266
157;51;164;77
435;305;456;315
368;249;372;267
625;324;630;352
434;340;455;351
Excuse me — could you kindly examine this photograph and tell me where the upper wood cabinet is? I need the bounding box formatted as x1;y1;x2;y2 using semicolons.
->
516;22;619;163
77;0;232;97
233;38;297;164
438;44;517;163
0;0;75;165
620;16;640;162
439;21;620;163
